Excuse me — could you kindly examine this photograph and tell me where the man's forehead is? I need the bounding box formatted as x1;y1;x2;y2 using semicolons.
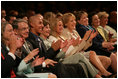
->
33;17;43;22
18;21;27;25
18;22;28;27
29;15;43;23
35;16;43;20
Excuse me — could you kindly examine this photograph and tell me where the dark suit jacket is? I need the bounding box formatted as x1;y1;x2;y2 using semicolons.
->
26;32;87;77
21;41;34;59
76;23;111;57
21;40;44;72
76;23;89;38
26;32;61;73
1;43;21;78
26;32;59;59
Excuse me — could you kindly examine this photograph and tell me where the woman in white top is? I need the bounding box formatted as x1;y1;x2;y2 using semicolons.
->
40;19;107;78
40;19;103;78
47;13;111;77
61;13;112;76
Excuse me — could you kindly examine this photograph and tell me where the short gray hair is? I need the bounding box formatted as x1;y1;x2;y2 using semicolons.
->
12;18;28;29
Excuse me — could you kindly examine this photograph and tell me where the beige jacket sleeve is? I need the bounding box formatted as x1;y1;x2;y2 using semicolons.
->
65;39;92;57
65;40;86;57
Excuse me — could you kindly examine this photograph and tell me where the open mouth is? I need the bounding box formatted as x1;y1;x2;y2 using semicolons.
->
46;31;50;34
72;25;75;28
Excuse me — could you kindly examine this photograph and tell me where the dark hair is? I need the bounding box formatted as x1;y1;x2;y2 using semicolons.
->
74;11;87;21
43;19;50;27
5;14;16;22
17;11;27;19
88;11;98;26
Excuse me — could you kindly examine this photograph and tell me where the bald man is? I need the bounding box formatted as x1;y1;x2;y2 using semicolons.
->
26;14;87;78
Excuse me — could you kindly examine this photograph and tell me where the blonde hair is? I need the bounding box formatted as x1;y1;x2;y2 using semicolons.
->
62;13;76;27
44;12;56;23
56;12;63;18
50;18;62;35
97;11;109;19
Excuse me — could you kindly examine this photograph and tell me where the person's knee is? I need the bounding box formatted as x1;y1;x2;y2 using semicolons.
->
103;56;111;68
90;51;96;56
106;57;111;65
110;53;116;59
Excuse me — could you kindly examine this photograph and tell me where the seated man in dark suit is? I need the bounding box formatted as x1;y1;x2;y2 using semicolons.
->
12;18;87;78
12;19;57;78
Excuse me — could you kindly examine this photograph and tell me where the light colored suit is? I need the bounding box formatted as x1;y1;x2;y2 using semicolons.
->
61;28;92;52
43;35;98;78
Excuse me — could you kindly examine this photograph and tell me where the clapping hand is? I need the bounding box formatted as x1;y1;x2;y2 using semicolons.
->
107;43;115;51
60;40;68;49
9;34;24;54
44;59;58;68
72;36;81;46
67;38;74;46
31;56;44;67
51;40;62;51
89;30;98;42
26;48;39;61
24;48;39;63
102;41;114;51
83;30;92;41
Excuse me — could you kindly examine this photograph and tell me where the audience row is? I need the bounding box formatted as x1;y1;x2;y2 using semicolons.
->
1;10;117;78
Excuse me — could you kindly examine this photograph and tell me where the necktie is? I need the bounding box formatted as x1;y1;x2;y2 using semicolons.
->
38;38;43;53
24;41;31;53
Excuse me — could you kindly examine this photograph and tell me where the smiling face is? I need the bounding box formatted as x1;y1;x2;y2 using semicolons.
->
100;15;109;26
42;24;50;37
78;13;89;26
56;20;64;34
17;22;29;39
66;16;76;31
30;16;44;35
92;14;100;27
